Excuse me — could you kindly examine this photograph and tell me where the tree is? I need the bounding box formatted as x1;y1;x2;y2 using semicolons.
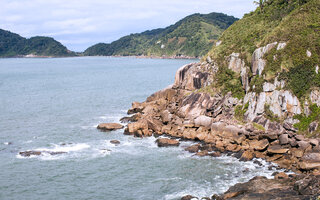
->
254;0;265;11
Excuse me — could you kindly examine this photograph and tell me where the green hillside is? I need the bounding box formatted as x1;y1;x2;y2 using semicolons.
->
0;29;75;57
84;12;238;57
207;0;320;100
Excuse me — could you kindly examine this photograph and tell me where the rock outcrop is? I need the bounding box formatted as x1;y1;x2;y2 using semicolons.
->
97;123;124;131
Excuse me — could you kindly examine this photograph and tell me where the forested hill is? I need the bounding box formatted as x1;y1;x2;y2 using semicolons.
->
84;12;238;58
0;29;75;57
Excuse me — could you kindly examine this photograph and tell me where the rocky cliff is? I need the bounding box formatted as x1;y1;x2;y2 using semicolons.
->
120;0;320;199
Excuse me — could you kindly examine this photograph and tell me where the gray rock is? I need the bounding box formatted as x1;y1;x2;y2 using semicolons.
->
279;134;289;145
309;139;319;147
297;141;311;150
309;121;318;133
251;42;277;75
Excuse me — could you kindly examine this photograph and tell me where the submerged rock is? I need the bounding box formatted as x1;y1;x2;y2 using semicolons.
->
97;123;124;131
156;138;180;147
110;140;120;145
19;150;66;157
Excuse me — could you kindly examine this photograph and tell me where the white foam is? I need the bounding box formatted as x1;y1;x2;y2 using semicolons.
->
35;143;90;153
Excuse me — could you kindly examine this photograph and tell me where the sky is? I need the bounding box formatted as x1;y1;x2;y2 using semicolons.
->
0;0;256;52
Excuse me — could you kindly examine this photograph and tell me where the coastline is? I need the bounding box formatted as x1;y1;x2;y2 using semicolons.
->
117;62;320;199
0;54;198;60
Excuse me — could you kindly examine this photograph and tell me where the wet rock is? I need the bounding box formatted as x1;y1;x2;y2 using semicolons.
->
4;142;12;145
110;140;120;145
209;152;221;157
275;172;288;180
97;123;124;131
156;138;180;147
240;150;254;161
181;195;198;200
19;151;66;157
253;160;263;166
19;151;42;157
185;144;200;153
196;150;209;157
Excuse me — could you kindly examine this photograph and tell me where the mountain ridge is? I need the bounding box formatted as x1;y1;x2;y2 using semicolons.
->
84;12;238;58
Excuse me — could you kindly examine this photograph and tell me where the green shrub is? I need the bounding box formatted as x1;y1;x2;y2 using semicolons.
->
235;103;249;121
294;103;320;132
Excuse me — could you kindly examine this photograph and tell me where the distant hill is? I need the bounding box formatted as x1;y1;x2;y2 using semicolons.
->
84;12;238;58
0;29;75;57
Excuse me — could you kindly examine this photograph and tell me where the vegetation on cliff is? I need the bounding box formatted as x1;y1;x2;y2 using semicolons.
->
0;29;75;57
84;12;238;57
207;0;319;99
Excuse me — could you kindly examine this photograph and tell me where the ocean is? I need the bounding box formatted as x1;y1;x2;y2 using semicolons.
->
0;57;278;200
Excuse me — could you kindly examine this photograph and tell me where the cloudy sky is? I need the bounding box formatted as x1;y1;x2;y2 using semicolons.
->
0;0;256;52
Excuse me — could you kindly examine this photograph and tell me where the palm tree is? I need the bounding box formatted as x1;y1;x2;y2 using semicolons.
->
254;0;265;11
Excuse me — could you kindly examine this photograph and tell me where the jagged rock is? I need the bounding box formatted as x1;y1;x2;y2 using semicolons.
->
283;122;297;132
267;145;289;154
120;113;141;123
209;152;221;157
294;175;320;195
228;52;245;74
279;134;289;145
97;123;124;131
127;101;144;114
125;120;150;137
263;82;276;92
251;42;277;75
147;118;163;134
156;138;180;147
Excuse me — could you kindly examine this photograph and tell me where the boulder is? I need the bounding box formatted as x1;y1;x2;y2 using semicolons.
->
156;138;180;147
194;115;213;128
279;134;289;145
181;195;198;200
297;141;311;150
267;145;289;154
249;139;269;151
120;113;141;123
294;175;320;195
310;139;319;147
97;123;124;131
185;144;200;153
240;150;254;161
160;110;172;124
196;150;209;157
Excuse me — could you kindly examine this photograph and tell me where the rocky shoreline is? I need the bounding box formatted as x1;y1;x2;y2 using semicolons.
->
115;61;320;199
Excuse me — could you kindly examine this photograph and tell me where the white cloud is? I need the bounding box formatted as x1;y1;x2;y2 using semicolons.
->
0;0;256;51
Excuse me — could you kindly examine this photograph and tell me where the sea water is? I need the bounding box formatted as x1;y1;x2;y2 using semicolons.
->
0;57;279;200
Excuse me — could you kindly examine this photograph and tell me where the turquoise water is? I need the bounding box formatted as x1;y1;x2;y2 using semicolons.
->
0;57;276;200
